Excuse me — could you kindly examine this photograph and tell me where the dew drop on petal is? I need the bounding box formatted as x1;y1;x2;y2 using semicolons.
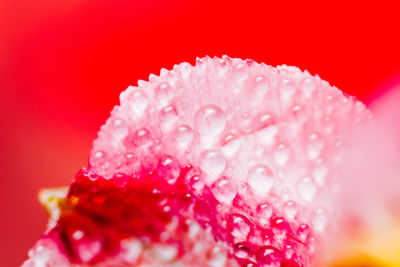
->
234;242;251;259
256;246;282;267
134;128;153;147
211;176;237;204
312;208;329;232
307;133;324;160
157;155;181;185
298;177;317;202
229;214;252;242
174;125;194;149
159;105;179;134
257;202;273;227
283;200;298;220
129;90;149;116
274;144;290;166
156;82;174;106
200;149;226;181
301;77;316;98
247;165;274;196
195;105;226;136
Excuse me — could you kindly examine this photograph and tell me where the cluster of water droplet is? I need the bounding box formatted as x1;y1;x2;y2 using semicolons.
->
73;56;372;266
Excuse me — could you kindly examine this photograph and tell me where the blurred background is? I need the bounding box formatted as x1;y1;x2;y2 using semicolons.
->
0;0;399;266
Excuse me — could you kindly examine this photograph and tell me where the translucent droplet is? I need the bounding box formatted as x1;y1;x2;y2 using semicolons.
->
208;246;227;267
312;208;329;232
160;105;178;134
211;176;237;204
279;78;296;105
129;90;149;116
134;128;153;147
257;203;273;227
256;246;282;267
274;144;290;166
119;238;143;264
270;217;290;234
229;214;252;242
234;242;250;258
221;134;241;158
90;151;109;169
247;165;274;196
157;155;181;184
150;243;178;263
283;200;298;220
313;158;328;186
111;118;128;142
156;82;174;106
298;177;317;202
307;133;324;160
254;75;269;93
200;149;226;180
301;77;316;98
297;224;311;242
174;125;194;149
194;105;226;136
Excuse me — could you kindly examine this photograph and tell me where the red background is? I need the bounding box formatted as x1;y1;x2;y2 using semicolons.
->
1;1;399;265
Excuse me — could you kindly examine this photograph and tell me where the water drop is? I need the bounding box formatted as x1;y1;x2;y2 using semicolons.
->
279;78;296;105
283;200;298;220
211;176;237;204
313;158;328;186
256;246;282;267
159;105;178;134
274;144;290;166
301;78;316;98
312;208;329;232
257;203;273;227
134;128;153;147
157;155;181;184
200;149;226;180
234;242;251;258
254;75;269;93
297;224;311;242
229;214;252;242
298;177;317;202
195;105;226;136
307;133;324;160
119;238;143;264
156;82;174;106
247;165;274;196
111;118;128;143
129;90;149;116
221;133;241;158
174;125;194;149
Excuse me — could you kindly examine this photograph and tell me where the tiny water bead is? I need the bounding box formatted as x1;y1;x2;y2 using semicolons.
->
174;125;194;149
298;177;317;202
156;82;175;106
199;149;226;180
211;176;237;204
247;165;274;196
194;104;226;136
129;90;149;116
157;155;181;185
256;246;283;267
228;214;252;242
159;105;179;134
274;144;291;166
